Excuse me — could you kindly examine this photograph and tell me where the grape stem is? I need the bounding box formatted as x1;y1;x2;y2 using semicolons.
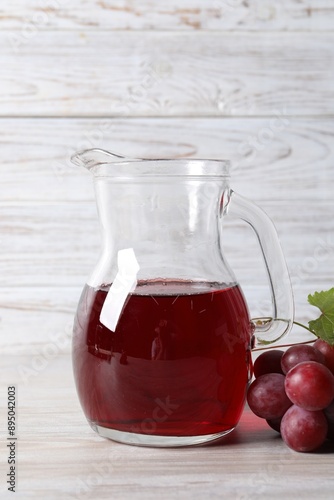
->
292;320;316;335
253;339;315;352
252;319;317;352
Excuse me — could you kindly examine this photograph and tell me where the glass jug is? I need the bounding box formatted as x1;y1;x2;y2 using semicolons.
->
71;149;294;447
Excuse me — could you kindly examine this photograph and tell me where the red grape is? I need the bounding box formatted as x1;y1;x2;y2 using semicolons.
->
253;350;284;378
247;373;292;419
285;361;334;411
281;405;328;452
313;339;334;375
281;344;325;375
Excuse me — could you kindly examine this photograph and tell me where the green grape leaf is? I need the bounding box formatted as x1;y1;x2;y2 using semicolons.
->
308;288;334;345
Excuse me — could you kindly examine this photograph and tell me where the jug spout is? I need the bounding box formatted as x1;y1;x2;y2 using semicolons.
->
71;148;132;170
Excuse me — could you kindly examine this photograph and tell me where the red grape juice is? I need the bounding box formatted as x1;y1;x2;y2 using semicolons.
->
72;282;253;437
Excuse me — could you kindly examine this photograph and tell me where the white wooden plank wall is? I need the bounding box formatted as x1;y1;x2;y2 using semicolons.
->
1;3;334;355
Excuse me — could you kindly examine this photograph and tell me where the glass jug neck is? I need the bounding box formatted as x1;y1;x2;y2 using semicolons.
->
90;175;234;288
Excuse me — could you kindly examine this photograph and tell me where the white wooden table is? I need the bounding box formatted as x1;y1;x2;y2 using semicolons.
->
2;349;334;500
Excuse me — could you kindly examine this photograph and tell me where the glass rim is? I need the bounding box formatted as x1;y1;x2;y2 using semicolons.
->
90;159;230;178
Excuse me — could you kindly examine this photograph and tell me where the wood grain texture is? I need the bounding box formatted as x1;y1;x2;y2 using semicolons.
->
1;32;334;116
0;287;78;352
0;117;333;202
1;0;334;31
1;354;334;499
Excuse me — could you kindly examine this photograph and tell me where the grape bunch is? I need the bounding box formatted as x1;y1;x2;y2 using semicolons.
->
247;339;334;452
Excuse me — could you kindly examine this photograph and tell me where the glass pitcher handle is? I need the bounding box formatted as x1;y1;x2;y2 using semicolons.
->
225;190;294;345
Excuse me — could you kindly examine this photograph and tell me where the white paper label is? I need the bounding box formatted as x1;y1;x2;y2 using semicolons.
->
100;248;140;332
